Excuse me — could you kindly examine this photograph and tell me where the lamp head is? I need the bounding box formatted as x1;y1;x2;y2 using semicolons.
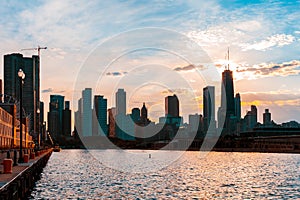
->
18;69;25;79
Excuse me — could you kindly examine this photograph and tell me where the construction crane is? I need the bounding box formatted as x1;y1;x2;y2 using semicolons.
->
21;46;47;57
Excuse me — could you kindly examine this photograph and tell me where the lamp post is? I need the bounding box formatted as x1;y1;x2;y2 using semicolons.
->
37;108;40;150
18;69;25;163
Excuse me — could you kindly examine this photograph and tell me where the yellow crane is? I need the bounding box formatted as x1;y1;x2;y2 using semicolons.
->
21;46;47;57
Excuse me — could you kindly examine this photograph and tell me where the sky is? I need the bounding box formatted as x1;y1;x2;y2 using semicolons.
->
0;0;300;124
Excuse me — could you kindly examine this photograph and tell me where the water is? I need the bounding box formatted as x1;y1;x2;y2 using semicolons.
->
30;150;300;199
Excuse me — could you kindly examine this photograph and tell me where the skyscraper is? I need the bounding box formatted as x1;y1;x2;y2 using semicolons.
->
160;95;182;126
234;93;241;121
62;101;71;136
48;95;65;141
75;98;82;136
263;109;271;125
50;95;64;130
241;105;257;131
82;88;92;137
4;53;40;136
93;95;108;136
203;86;216;132
221;69;235;116
48;110;59;142
165;95;179;117
140;103;147;122
131;108;140;123
116;89;126;115
218;54;236;135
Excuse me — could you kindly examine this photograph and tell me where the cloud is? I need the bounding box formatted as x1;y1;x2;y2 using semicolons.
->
105;71;128;76
41;88;66;94
236;60;300;78
173;64;205;71
41;88;53;93
241;91;300;103
241;34;295;51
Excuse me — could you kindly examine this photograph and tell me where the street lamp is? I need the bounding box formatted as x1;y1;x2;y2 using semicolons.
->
37;108;40;150
18;69;25;163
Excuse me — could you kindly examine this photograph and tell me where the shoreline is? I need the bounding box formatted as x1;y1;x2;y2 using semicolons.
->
59;146;300;154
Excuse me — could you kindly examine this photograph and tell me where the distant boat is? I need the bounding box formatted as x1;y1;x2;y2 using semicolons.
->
53;146;61;152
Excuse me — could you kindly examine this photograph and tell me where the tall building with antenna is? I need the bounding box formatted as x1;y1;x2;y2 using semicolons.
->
218;48;237;135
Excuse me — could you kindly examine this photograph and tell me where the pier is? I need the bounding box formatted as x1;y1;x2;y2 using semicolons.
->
0;148;52;199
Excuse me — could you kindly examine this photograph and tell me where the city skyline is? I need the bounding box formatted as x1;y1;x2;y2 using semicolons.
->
0;1;299;124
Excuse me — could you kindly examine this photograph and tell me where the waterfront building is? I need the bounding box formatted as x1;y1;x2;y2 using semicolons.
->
116;89;126;115
140;103;150;126
48;111;59;141
234;93;241;121
263;109;271;126
165;95;179;117
217;50;238;135
241;105;258;132
75;98;82;137
82;88;92;137
203;86;216;132
115;89;134;140
93;95;108;136
62;101;71;136
49;95;64;134
4;53;40;137
130;108;140;123
115;114;135;140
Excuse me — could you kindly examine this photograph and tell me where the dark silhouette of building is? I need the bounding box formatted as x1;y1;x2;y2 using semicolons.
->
140;102;150;125
93;95;108;136
234;93;241;121
131;108;140;123
47;94;66;143
203;86;216;132
218;50;239;135
48;110;59;142
221;69;235;115
165;95;179;117
241;105;257;132
62;101;71;136
263;109;271;126
4;53;40;138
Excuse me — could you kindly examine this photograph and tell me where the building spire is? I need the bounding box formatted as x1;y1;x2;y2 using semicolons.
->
227;47;230;70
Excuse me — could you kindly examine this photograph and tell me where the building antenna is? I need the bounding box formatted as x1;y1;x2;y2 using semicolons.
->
227;47;230;70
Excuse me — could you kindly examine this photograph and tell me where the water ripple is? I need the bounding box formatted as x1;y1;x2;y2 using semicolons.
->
29;150;300;199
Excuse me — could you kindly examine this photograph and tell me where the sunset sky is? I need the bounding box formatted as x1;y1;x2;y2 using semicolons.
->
0;0;299;124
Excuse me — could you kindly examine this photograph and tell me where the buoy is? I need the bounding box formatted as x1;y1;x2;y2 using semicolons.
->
3;158;13;173
24;154;29;163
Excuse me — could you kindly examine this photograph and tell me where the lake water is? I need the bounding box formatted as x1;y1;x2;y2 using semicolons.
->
29;150;300;199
